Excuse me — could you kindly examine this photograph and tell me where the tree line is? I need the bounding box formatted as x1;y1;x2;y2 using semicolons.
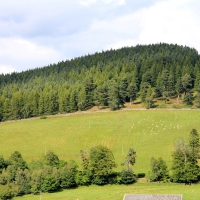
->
0;146;137;199
0;43;200;122
0;129;199;199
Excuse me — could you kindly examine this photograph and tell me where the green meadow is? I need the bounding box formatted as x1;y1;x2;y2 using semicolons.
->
13;183;200;200
1;109;200;174
1;109;200;200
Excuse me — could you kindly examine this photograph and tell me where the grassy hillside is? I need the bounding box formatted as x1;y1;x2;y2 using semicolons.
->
1;110;200;174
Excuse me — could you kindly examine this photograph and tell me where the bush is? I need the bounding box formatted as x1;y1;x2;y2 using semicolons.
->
40;116;47;119
183;93;193;105
172;104;182;109
120;169;137;184
136;173;146;178
157;104;166;108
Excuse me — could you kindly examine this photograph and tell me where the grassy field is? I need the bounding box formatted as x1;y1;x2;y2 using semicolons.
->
13;182;200;200
1;109;200;174
1;109;200;200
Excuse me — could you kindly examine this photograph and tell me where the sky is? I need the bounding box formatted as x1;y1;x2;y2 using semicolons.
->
0;0;200;74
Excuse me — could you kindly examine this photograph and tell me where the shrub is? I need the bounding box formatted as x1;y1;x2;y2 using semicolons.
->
40;116;47;119
137;173;146;178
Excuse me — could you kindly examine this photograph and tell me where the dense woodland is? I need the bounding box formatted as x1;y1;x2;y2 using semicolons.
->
0;129;199;199
1;43;200;121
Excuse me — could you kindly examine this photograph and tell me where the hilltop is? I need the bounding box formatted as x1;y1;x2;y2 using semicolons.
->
0;43;200;122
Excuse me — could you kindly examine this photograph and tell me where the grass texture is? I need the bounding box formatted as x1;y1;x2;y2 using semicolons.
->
13;183;200;200
1;110;200;174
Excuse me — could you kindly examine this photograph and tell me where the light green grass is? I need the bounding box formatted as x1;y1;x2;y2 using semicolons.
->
1;110;200;175
13;182;200;200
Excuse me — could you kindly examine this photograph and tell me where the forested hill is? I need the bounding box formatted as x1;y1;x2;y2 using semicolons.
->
0;43;200;121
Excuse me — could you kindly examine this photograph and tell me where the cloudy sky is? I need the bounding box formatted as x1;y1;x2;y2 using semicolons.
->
0;0;200;74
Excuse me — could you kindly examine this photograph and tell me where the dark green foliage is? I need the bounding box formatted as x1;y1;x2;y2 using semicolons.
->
0;156;8;174
183;93;193;105
0;184;16;200
44;151;59;168
14;168;31;195
136;173;146;178
149;157;169;182
120;169;137;184
88;145;117;185
171;130;200;184
40;115;47;119
127;82;137;104
30;170;43;194
41;174;58;192
60;160;77;189
144;86;155;109
182;73;193;95
189;129;200;162
195;92;200;108
0;43;199;121
77;150;90;186
8;151;28;170
122;148;136;173
107;79;121;110
175;78;183;104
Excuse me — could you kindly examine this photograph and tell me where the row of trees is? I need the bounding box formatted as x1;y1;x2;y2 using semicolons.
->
149;129;200;184
0;44;200;121
0;146;137;199
0;129;199;199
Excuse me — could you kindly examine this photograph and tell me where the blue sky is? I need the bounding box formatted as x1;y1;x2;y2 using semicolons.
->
0;0;200;74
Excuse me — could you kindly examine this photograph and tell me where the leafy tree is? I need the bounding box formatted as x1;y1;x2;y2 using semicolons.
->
30;170;43;194
149;157;169;182
88;145;117;185
60;160;77;188
14;168;31;195
43;151;59;168
122;148;136;172
77;150;90;186
0;184;17;200
0;156;8;174
9;151;28;170
171;130;200;184
41;174;58;192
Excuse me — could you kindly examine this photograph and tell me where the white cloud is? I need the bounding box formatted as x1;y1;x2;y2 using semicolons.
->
80;0;200;53
0;65;16;74
79;0;97;6
79;0;125;6
137;0;200;52
0;0;200;73
0;37;63;72
103;0;125;5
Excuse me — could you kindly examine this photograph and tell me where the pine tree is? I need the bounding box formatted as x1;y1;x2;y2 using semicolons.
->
175;78;183;104
108;79;121;110
127;82;137;105
145;86;155;109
